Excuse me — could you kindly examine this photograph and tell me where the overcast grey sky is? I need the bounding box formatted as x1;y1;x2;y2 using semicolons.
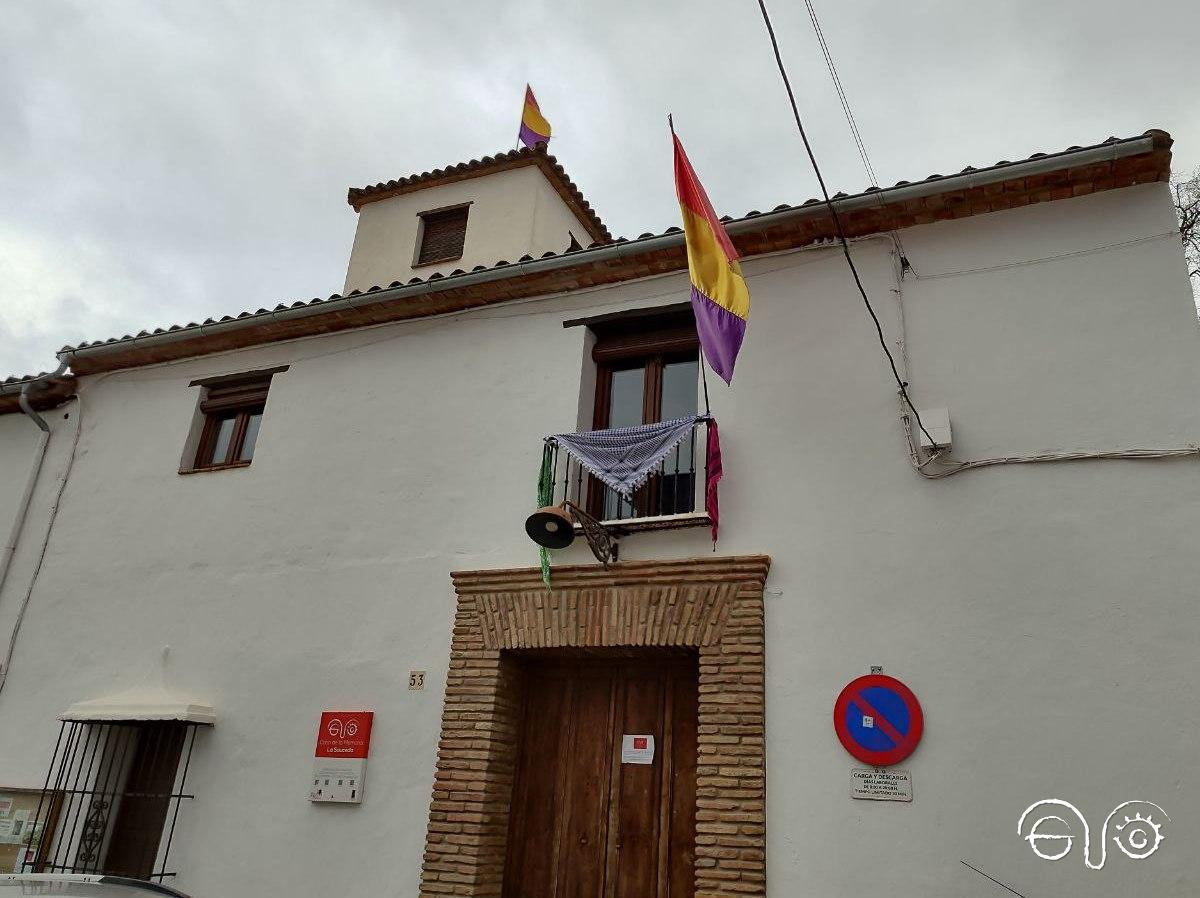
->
3;0;1198;377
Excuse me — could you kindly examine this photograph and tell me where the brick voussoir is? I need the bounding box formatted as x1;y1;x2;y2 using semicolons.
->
419;555;770;896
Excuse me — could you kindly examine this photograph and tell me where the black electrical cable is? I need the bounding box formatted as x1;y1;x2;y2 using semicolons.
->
801;0;915;267
754;0;938;448
960;861;1029;898
803;0;877;187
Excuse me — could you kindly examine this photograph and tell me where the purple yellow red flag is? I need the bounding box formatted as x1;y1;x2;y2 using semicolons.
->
673;132;749;384
518;85;552;149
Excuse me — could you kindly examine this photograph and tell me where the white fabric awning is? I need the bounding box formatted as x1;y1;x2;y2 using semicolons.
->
61;684;215;725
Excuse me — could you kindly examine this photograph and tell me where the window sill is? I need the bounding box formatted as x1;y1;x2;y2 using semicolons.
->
578;512;711;536
412;254;463;269
178;460;252;475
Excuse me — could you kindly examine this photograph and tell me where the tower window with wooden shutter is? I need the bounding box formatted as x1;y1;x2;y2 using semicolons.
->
415;204;470;266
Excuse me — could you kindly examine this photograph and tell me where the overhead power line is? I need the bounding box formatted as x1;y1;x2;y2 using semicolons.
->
753;0;938;448
801;0;913;266
802;0;878;188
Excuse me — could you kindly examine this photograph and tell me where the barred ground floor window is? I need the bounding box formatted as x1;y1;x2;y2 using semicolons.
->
26;719;202;884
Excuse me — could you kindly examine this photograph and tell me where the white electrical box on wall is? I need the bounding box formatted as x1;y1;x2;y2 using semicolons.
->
915;407;952;450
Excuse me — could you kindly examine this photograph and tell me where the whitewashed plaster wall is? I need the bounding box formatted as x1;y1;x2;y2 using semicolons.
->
0;183;1196;897
343;164;595;292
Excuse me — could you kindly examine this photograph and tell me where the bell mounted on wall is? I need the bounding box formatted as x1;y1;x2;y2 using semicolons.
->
524;500;616;566
525;503;576;550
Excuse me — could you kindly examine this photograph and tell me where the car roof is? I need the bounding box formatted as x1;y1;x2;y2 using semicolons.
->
0;875;190;897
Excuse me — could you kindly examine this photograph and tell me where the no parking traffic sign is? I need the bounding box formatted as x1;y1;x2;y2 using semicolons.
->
834;674;923;766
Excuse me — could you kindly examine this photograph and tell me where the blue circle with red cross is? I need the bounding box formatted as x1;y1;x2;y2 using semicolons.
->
833;674;924;766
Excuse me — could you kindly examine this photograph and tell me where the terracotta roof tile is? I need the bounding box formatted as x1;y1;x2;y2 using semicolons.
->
0;372;78;415
347;143;612;245
9;129;1173;383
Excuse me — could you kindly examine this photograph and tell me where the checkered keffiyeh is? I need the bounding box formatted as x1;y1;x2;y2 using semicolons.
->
551;416;704;498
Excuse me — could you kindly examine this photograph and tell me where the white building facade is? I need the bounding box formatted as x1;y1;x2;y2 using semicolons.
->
0;132;1196;897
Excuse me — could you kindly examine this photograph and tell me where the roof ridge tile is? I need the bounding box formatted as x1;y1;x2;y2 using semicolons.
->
49;130;1171;364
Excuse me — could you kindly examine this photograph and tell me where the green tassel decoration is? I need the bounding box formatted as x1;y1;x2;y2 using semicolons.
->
537;443;554;588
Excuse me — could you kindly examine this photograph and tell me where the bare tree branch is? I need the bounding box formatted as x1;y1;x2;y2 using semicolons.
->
1172;168;1200;310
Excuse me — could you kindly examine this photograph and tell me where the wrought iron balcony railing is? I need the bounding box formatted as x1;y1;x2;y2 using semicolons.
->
542;417;712;532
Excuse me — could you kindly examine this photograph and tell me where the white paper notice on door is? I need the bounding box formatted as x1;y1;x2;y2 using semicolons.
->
621;734;655;765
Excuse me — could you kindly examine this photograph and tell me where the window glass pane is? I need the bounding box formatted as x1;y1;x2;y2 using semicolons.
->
238;412;263;461
209;416;235;465
603;367;644;521
608;367;645;429
659;359;699;515
604;489;633;522
660;359;698;422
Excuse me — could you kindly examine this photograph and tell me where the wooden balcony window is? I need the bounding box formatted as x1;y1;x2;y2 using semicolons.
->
589;309;700;520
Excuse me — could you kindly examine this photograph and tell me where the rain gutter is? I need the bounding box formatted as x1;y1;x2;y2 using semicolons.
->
58;134;1160;367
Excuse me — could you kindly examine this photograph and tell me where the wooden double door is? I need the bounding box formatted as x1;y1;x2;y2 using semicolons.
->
503;654;698;898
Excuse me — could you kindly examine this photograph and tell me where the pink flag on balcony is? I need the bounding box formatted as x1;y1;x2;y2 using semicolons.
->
706;419;722;545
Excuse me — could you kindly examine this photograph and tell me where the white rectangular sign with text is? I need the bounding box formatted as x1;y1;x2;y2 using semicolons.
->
850;768;912;802
621;734;655;765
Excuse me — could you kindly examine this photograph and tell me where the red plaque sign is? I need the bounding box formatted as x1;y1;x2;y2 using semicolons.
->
311;710;374;803
315;710;374;759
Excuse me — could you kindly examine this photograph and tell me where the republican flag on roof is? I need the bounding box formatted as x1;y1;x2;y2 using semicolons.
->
518;85;552;149
672;130;749;384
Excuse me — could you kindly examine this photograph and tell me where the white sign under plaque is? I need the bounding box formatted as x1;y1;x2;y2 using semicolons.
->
850;767;912;802
621;734;655;765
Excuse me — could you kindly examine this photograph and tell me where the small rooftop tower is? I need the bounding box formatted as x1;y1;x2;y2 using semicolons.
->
343;145;610;294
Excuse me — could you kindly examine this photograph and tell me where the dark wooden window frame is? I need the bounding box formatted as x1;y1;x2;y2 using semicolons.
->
190;379;270;471
413;202;471;267
588;318;699;518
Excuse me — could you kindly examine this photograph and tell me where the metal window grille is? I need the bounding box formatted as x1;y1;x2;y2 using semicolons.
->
26;720;198;883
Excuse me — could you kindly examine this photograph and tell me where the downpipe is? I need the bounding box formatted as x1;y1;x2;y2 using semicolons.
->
0;362;69;669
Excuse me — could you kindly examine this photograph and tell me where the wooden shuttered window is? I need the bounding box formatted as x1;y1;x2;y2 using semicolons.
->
416;205;469;265
192;378;270;470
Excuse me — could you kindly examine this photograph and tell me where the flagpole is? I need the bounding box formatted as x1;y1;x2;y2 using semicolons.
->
516;83;527;152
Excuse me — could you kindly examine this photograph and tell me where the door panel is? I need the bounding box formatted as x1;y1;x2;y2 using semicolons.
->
504;675;570;896
666;673;698;898
559;675;616;898
612;673;664;897
503;657;697;898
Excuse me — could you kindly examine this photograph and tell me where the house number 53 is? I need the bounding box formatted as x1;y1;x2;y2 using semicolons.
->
409;670;426;691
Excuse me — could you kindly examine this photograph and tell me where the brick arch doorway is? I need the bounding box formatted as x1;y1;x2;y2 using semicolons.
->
419;555;770;898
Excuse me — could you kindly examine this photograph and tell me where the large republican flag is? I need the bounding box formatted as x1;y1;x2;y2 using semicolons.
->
673;133;750;384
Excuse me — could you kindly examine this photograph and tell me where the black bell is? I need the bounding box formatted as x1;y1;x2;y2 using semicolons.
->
525;504;576;549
